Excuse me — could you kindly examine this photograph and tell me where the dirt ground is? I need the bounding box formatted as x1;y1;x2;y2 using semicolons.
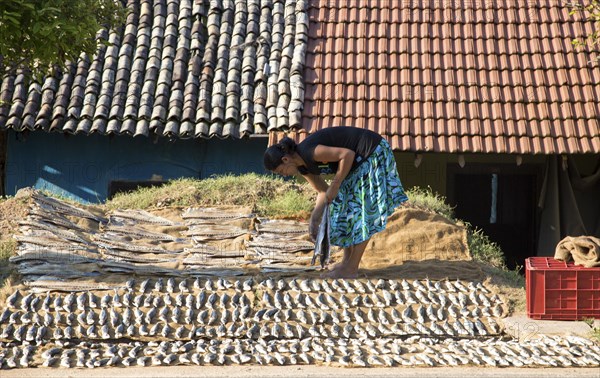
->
0;190;31;241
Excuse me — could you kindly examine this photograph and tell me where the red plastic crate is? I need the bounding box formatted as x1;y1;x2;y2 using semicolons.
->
526;257;600;320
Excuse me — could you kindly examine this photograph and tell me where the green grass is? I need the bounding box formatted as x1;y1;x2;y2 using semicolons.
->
106;173;315;219
257;190;313;219
405;186;455;220
0;239;16;267
583;318;600;342
0;239;17;290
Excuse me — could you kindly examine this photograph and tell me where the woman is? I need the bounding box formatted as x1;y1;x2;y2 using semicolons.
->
263;126;408;278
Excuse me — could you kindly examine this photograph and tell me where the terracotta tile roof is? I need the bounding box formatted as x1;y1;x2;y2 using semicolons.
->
0;0;308;139
271;0;600;154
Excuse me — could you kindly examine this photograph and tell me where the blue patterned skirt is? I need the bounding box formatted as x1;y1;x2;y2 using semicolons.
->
329;139;408;248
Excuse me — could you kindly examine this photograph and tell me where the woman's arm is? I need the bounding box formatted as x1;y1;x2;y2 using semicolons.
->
303;173;329;241
312;145;355;203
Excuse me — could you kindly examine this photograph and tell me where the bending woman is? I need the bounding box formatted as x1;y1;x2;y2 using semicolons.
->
263;126;408;278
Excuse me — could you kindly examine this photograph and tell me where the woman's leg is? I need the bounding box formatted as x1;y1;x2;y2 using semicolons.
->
322;240;369;278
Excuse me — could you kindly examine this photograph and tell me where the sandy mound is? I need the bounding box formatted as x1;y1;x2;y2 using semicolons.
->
0;190;31;241
320;206;475;280
366;207;470;264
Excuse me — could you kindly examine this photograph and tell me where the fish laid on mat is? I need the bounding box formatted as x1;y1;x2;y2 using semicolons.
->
246;239;314;252
10;250;101;265
182;225;249;240
250;248;310;261
93;234;182;254
23;280;120;292
257;255;314;264
32;192;107;223
254;219;309;235
311;206;331;268
183;250;246;260
102;225;186;243
28;208;87;231
183;255;246;266
100;261;184;276
19;219;91;245
109;210;180;226
102;249;178;264
18;264;98;280
14;235;89;250
182;207;254;221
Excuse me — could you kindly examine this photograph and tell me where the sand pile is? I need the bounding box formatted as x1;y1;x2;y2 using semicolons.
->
325;206;477;280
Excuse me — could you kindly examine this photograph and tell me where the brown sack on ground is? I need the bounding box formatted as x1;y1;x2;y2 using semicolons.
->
554;236;600;267
328;207;471;271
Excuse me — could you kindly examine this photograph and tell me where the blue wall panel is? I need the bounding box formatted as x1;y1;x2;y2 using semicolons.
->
5;131;268;203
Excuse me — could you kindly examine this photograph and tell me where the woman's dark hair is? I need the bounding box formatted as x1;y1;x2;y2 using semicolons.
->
263;137;297;171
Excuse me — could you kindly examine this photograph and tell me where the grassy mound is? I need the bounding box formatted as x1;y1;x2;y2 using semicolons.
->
106;173;315;220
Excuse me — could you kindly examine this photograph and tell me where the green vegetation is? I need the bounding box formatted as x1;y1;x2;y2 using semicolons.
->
405;186;455;220
106;174;315;219
592;327;600;343
0;239;15;267
583;318;600;342
567;1;600;64
0;0;127;77
0;239;17;290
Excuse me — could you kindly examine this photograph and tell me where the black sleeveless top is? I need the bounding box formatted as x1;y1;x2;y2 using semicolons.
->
296;126;383;175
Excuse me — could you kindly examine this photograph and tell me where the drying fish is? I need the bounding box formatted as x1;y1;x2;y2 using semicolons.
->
32;191;107;223
6;290;20;309
94;233;181;254
255;219;309;235
109;209;179;226
19;219;91;244
102;249;178;264
182;224;249;239
14;235;86;250
103;224;185;242
182;207;254;221
28;207;87;231
246;239;314;252
311;206;331;268
183;249;246;261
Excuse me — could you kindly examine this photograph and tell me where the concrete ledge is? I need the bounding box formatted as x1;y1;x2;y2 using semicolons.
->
501;315;594;342
3;366;600;378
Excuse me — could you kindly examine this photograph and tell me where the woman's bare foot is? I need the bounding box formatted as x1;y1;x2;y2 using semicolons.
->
325;261;343;271
320;264;358;279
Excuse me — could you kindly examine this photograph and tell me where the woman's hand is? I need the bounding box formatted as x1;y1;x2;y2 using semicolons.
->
309;218;319;241
309;192;328;241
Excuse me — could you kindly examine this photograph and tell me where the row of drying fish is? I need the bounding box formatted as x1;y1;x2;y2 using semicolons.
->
0;299;503;331
1;335;598;369
0;315;502;343
4;291;505;318
4;280;504;315
18;275;493;295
